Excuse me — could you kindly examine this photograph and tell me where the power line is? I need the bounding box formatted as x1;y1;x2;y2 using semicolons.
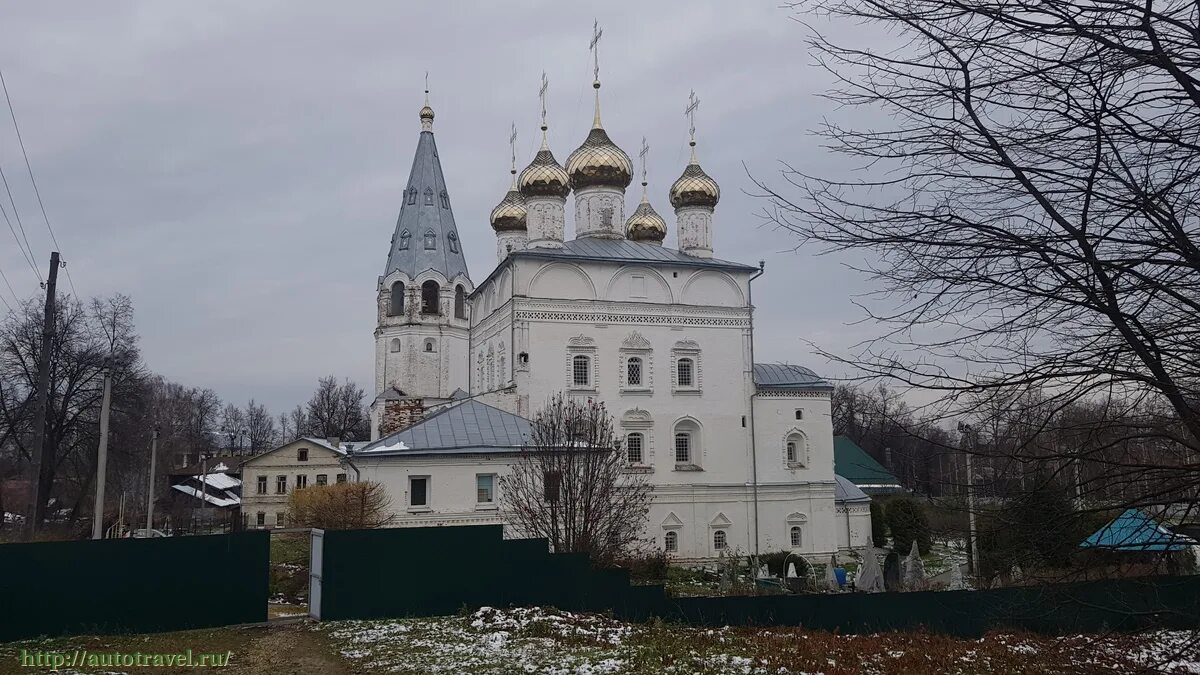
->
0;64;76;297
0;263;16;312
0;185;41;284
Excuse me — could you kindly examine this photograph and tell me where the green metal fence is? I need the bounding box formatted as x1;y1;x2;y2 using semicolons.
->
0;532;270;642
315;524;1200;637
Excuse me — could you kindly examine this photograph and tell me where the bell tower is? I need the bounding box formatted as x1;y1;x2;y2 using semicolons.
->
372;90;472;438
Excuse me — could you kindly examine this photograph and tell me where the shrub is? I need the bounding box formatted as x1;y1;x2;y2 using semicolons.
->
614;549;670;583
885;495;931;555
285;481;394;530
870;501;887;548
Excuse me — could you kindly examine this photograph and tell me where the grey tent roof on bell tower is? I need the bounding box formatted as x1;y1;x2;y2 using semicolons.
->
382;108;471;283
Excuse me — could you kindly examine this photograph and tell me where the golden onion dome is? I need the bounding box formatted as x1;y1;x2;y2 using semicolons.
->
518;126;571;199
669;142;720;209
419;104;434;121
490;172;527;232
626;188;667;243
565;81;633;191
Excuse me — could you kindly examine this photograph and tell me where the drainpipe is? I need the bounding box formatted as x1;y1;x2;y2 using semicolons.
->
747;260;766;560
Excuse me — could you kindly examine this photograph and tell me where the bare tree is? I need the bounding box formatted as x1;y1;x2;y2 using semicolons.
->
757;1;1200;513
220;403;245;453
245;399;277;453
305;376;367;440
501;394;653;565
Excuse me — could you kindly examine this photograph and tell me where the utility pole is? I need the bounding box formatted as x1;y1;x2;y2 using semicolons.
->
146;425;160;533
22;251;59;540
91;362;113;540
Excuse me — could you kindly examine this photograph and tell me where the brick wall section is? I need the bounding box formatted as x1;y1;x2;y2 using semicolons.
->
381;399;425;437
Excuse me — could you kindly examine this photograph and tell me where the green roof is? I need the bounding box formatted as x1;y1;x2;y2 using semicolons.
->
834;435;903;492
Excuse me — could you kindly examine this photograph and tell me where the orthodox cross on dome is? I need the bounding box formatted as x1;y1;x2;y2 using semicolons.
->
424;71;430;104
509;122;518;173
590;19;603;83
639;136;650;188
589;20;605;128
685;89;700;145
539;71;549;129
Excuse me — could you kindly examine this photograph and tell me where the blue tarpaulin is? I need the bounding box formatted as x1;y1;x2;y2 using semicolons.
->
1080;508;1197;552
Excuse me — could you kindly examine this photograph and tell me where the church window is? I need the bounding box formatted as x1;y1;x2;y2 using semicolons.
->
398;229;411;250
390;338;400;352
713;529;727;551
673;418;700;466
389;282;404;315
677;358;694;387
421;280;440;314
786;433;806;467
674;432;691;464
424;187;434;205
790;526;802;548
664;530;678;553
487;350;495;388
498;349;506;385
626;357;643;387
795;409;804;421
407;188;417;205
448;231;459;253
423;229;437;250
572;355;591;387
454;285;466;319
440;190;450;209
424;339;436;353
626;432;644;464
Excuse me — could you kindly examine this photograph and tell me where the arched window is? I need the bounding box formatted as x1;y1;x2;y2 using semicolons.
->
790;526;802;548
440;190;450;209
713;529;727;551
572;355;591;387
664;530;678;553
423;229;437;250
448;231;459;253
626;432;644;464
677;358;694;387
398;229;411;250
627;356;643;387
421;280;440;314
390;338;401;352
674;419;700;466
424;187;434;205
407;188;417;205
786;433;806;467
389;282;404;316
424;339;436;353
454;285;466;319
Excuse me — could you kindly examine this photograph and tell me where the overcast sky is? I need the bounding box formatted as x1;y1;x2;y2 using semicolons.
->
0;1;879;414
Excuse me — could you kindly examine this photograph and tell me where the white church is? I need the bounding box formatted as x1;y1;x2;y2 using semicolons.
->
346;64;872;560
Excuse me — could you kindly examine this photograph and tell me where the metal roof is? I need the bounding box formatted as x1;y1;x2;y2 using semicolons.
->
382;127;471;283
512;238;757;272
833;435;904;492
834;474;871;503
753;363;834;390
1080;508;1197;552
357;399;531;456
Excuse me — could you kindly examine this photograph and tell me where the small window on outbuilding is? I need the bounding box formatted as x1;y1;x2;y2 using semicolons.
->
297;448;308;462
